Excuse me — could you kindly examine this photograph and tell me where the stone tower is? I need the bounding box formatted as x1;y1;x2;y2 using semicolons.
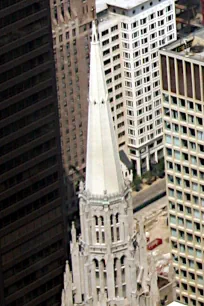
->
61;22;159;306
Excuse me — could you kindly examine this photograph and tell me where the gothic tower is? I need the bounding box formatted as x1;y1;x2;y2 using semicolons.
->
61;22;159;306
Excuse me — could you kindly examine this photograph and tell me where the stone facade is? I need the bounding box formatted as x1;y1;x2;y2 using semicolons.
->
61;22;160;306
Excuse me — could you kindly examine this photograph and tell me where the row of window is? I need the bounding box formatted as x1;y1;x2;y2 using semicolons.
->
0;2;47;28
177;285;204;306
174;262;204;286
122;24;174;41
120;5;172;30
168;183;204;205
164;95;203;113
129;130;162;146
170;213;202;233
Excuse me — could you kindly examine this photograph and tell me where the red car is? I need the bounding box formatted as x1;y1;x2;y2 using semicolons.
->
147;238;163;251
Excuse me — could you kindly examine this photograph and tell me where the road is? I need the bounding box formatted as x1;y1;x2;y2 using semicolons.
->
132;178;166;211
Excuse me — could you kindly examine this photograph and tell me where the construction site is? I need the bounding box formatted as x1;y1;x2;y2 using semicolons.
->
134;197;176;306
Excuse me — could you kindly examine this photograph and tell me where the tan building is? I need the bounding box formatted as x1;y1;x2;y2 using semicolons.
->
160;29;204;305
50;0;95;186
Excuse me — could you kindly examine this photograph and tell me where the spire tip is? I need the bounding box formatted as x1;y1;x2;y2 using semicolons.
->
92;20;98;43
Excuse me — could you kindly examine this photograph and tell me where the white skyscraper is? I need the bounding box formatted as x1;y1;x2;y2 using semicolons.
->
61;22;159;306
96;0;177;175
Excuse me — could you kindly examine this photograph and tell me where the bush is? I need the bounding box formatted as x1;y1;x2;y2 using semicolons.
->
132;175;142;191
155;158;165;178
142;171;154;185
151;163;158;177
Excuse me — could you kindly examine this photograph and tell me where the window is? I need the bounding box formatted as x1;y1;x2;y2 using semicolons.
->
158;9;164;16
102;29;109;36
102;39;109;46
114;64;121;71
104;59;110;66
149;23;156;30
111;25;118;32
121;22;128;29
103;49;110;56
112;44;119;51
131;21;137;28
112;34;119;41
140;17;147;25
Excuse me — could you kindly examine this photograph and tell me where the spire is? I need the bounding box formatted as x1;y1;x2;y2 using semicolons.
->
71;221;76;243
61;261;73;306
85;21;124;196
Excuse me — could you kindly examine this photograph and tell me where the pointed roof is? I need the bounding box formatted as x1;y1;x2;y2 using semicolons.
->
85;21;124;196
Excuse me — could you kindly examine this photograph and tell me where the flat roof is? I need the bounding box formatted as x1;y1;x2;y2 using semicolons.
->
96;0;107;13
167;302;186;306
160;28;204;63
96;0;149;13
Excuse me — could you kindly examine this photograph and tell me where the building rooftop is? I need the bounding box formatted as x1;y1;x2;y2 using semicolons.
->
161;28;204;62
167;302;186;306
96;0;148;13
119;150;133;170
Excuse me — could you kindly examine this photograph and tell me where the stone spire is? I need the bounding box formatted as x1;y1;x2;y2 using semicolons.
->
85;21;124;196
61;21;160;306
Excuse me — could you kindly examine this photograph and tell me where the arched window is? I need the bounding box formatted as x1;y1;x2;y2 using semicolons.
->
111;227;114;242
110;214;114;242
94;216;98;226
102;231;105;243
120;255;125;266
121;256;126;295
100;216;104;226
115;214;120;241
96;231;99;243
114;258;119;297
93;258;99;269
116;227;120;241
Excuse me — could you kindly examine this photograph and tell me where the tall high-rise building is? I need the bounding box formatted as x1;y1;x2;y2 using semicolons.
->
0;1;68;305
50;0;95;187
160;30;204;305
61;21;159;306
96;0;177;175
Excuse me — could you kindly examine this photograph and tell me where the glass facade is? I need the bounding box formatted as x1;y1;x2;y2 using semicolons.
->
161;46;204;306
0;1;67;305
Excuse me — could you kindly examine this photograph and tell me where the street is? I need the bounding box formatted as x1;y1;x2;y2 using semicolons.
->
132;178;166;211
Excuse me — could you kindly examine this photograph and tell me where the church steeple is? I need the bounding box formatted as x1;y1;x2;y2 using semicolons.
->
61;21;159;306
85;21;124;196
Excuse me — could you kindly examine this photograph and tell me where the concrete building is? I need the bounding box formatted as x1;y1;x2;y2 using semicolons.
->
50;0;95;184
160;29;204;305
61;22;160;306
96;0;177;176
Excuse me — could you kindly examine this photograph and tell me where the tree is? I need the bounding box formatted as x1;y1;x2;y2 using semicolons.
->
132;175;142;191
155;158;165;178
151;162;158;177
142;171;154;185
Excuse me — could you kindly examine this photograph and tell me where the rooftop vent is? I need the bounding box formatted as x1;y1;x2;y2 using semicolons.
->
190;45;204;53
